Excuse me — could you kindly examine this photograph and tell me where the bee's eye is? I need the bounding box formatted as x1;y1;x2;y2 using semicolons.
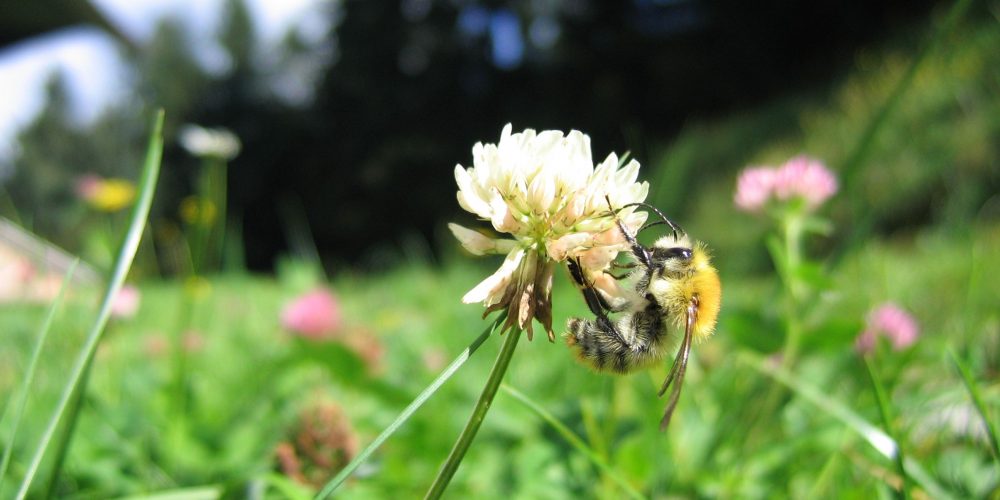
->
654;247;692;261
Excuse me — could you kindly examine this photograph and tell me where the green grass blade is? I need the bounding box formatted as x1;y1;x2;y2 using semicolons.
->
0;261;78;489
949;350;1000;471
863;356;909;499
117;484;222;500
501;384;647;500
740;352;952;499
314;313;504;499
14;110;164;500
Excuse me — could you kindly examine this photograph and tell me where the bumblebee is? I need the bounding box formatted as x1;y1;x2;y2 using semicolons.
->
565;203;721;430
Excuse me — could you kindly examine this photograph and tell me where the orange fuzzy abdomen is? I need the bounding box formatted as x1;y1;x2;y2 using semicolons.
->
691;266;721;341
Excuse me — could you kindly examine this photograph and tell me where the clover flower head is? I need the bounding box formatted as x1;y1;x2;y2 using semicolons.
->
772;156;838;208
450;124;649;340
179;124;241;160
855;302;920;354
275;401;359;488
734;155;837;213
110;285;141;319
282;288;342;339
734;166;777;212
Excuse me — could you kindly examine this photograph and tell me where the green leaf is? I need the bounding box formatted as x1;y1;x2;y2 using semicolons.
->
789;261;832;291
260;473;314;500
722;309;784;354
800;318;862;352
291;339;368;383
117;485;222;500
500;384;646;500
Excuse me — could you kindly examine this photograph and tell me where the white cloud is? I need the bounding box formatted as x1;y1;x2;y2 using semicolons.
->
0;0;323;163
0;27;126;162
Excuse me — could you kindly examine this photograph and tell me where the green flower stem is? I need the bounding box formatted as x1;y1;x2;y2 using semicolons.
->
864;356;909;499
425;327;522;499
780;211;805;369
202;156;228;272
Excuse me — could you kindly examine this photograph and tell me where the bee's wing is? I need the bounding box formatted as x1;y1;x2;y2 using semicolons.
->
658;299;696;431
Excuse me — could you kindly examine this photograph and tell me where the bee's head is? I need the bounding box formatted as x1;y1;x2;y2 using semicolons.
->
649;234;694;276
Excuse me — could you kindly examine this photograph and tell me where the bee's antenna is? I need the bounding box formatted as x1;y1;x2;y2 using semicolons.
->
618;202;685;240
604;195;652;268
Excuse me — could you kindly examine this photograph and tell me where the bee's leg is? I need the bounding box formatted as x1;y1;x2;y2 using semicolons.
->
603;270;631;281
567;259;630;348
568;258;614;317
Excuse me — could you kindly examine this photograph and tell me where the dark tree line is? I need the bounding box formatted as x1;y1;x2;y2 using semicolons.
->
3;0;941;271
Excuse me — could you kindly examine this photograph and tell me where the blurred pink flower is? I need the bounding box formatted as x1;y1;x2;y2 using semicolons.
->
144;333;169;357
183;330;206;352
111;285;141;319
74;174;102;200
734;156;837;212
282;288;342;339
734;166;777;212
772;156;838;209
855;303;920;354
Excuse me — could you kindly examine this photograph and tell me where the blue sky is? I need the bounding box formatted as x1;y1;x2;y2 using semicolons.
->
0;0;320;162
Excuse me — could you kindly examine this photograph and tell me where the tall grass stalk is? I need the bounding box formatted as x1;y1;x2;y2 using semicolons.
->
315;313;505;498
0;262;77;490
950;350;1000;472
14;110;164;499
742;351;952;499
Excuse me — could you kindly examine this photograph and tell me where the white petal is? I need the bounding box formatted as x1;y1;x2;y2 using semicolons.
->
461;248;524;304
545;232;592;261
488;190;522;233
448;223;517;255
527;169;556;213
455;164;492;218
615;159;641;187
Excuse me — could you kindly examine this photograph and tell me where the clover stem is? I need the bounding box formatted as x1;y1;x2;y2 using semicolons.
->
425;327;522;498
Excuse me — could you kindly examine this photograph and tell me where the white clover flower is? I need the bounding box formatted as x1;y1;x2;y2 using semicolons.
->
449;124;649;340
179;124;242;160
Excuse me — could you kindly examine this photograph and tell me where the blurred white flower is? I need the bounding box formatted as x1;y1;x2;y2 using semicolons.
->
450;124;648;340
179;124;241;160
